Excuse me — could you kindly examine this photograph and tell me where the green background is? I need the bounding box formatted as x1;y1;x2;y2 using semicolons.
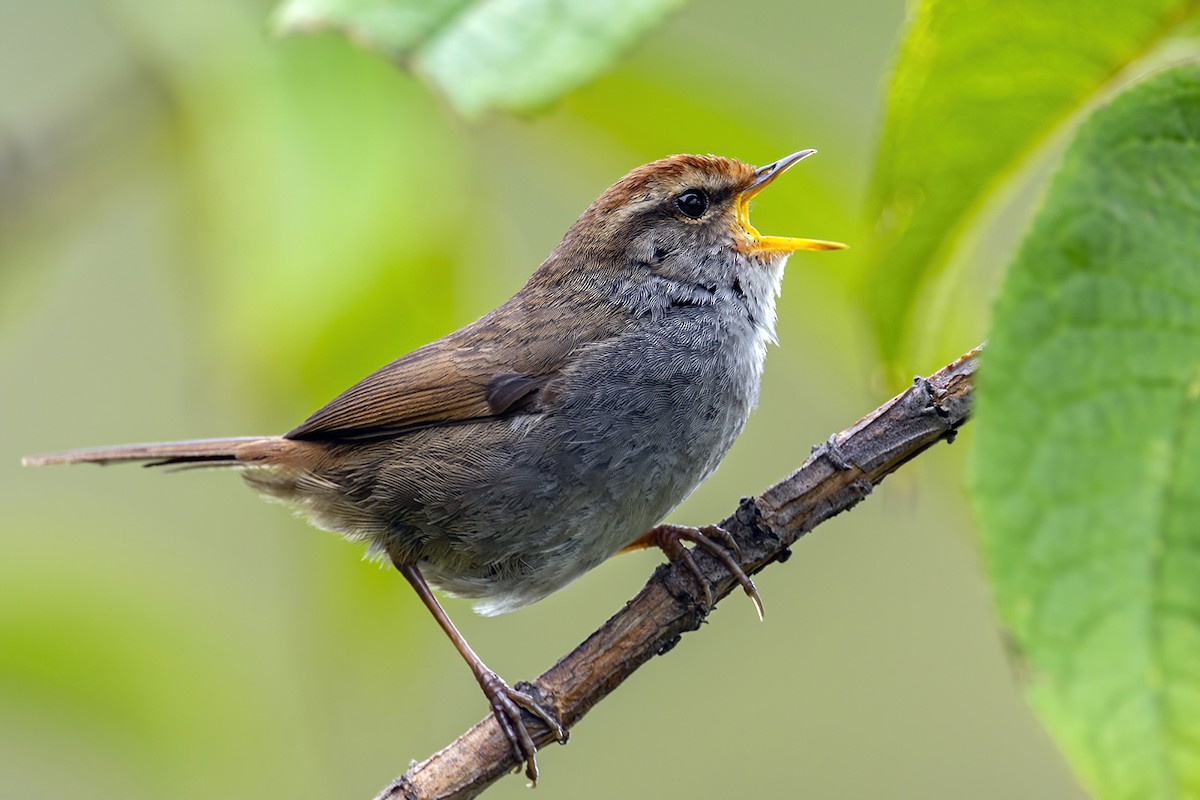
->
1;1;1081;798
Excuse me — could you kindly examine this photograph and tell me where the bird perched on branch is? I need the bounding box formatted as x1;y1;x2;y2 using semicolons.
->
25;150;845;783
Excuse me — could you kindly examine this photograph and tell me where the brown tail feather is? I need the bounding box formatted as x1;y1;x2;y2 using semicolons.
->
22;437;276;467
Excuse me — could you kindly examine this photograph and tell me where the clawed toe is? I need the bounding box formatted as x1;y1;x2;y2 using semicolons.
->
479;671;565;785
511;682;568;745
646;524;764;619
395;564;566;786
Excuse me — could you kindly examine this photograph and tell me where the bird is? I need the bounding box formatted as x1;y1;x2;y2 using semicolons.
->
24;149;846;782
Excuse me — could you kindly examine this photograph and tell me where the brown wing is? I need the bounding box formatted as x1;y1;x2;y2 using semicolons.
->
285;298;618;442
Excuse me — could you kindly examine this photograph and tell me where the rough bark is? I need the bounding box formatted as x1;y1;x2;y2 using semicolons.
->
375;346;981;800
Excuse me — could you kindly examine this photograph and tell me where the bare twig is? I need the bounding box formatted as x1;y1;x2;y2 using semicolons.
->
375;347;981;800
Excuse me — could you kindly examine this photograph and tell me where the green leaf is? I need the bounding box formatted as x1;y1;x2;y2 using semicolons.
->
866;0;1200;378
973;64;1200;799
273;0;687;117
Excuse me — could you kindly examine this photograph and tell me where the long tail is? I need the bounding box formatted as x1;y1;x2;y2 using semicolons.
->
22;436;280;468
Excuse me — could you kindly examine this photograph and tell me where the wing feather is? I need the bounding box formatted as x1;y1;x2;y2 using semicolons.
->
285;298;619;442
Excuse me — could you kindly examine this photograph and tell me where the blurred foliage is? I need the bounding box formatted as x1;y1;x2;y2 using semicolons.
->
273;0;687;117
865;0;1200;381
974;64;1200;800
866;1;1200;795
107;1;471;416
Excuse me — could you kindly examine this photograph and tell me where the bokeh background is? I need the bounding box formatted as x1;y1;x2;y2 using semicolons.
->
1;1;1085;798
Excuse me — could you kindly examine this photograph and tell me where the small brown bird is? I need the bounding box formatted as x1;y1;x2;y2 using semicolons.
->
25;150;845;782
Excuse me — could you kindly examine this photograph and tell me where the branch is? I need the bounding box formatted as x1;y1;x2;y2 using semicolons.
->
374;346;981;800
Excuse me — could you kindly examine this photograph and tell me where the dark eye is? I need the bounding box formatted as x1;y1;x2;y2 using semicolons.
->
673;189;709;219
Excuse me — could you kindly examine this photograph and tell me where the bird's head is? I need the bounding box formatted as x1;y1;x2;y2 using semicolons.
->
544;151;846;312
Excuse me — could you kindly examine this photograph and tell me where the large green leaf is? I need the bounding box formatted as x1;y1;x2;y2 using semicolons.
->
867;0;1200;377
273;0;687;117
973;64;1200;799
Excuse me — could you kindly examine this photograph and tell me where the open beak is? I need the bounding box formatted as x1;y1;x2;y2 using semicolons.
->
737;150;848;255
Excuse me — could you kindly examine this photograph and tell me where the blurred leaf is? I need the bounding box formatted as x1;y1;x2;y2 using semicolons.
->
866;0;1200;379
107;3;470;414
973;64;1200;799
272;0;687;118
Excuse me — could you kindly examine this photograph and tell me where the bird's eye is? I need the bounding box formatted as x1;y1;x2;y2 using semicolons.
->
673;189;709;219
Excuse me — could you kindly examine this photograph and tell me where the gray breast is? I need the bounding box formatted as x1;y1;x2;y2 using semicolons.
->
410;299;769;614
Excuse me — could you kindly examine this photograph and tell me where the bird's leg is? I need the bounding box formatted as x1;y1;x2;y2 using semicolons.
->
623;524;764;619
395;563;567;785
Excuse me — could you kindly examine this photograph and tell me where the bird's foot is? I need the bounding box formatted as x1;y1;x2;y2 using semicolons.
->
643;524;764;619
477;670;566;785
